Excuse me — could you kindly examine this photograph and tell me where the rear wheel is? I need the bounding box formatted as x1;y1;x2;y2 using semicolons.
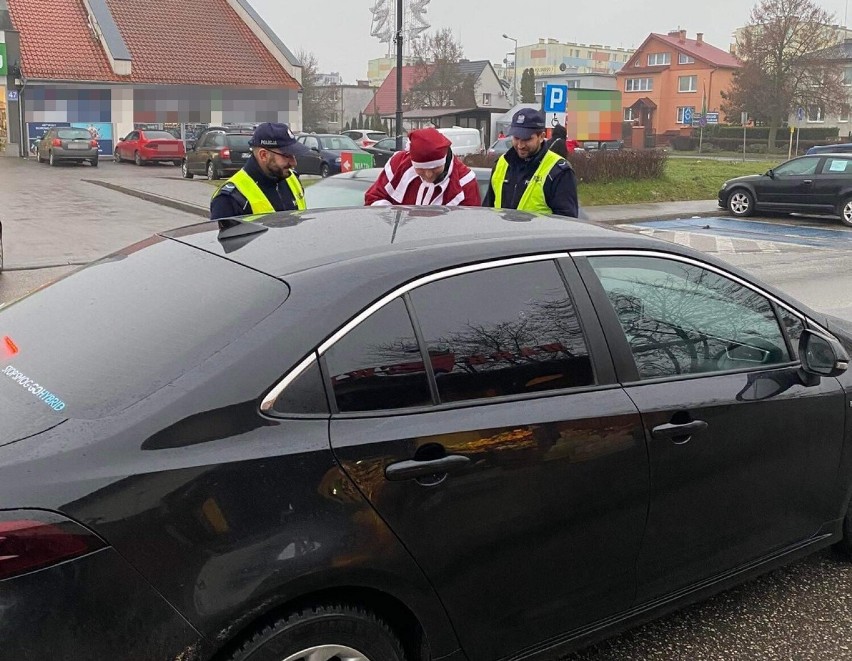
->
134;151;143;166
36;150;44;163
838;196;852;227
207;160;219;181
225;604;405;661
726;188;754;217
173;160;182;167
49;151;56;167
90;157;99;167
181;160;194;179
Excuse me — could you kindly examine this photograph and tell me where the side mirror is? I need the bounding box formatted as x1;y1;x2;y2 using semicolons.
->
766;168;774;178
799;329;849;378
118;137;125;142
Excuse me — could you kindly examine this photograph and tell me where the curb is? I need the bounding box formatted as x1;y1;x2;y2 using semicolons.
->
83;180;208;217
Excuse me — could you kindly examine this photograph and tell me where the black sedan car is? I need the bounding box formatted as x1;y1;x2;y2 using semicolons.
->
719;153;852;224
296;133;374;177
3;207;852;661
363;136;409;167
807;142;852;155
182;128;254;180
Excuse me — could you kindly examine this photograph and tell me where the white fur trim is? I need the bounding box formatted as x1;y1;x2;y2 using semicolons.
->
370;199;393;206
411;157;446;169
458;170;475;186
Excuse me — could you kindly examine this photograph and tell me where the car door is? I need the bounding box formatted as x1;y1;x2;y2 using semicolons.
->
575;251;846;603
812;155;852;213
298;136;321;175
120;131;138;159
38;130;53;159
755;156;821;209
327;257;650;661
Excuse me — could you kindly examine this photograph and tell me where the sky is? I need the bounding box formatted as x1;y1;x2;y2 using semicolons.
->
251;0;852;83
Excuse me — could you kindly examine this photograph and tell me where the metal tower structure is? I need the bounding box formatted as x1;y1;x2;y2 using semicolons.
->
369;0;431;57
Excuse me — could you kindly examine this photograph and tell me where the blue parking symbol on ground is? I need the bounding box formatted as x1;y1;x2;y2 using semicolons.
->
543;85;568;113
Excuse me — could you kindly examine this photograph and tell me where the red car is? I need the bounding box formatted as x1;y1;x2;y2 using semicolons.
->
114;130;186;166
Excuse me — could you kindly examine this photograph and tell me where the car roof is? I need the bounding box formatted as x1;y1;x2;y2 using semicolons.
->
163;207;668;280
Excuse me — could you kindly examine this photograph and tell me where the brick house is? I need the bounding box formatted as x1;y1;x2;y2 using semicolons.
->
616;30;740;147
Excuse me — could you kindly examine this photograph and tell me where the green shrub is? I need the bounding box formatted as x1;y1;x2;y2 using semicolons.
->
567;149;667;183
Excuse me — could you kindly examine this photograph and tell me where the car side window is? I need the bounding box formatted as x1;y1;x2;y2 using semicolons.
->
271;357;329;415
823;157;852;174
409;261;594;403
776;306;804;358
587;255;791;379
774;157;819;176
324;298;432;412
304;136;319;150
213;134;226;148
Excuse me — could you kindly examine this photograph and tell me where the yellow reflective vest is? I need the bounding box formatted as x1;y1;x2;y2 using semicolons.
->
214;169;306;216
490;149;563;214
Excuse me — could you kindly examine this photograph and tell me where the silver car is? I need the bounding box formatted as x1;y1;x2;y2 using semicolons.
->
36;127;99;167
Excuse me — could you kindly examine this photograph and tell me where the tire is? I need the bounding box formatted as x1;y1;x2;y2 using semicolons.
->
36;150;44;164
836;503;852;558
225;604;405;661
321;163;330;178
134;151;143;166
726;188;754;217
181;160;194;179
838;196;852;227
49;151;56;167
173;160;182;167
90;158;99;167
114;149;121;163
207;161;219;181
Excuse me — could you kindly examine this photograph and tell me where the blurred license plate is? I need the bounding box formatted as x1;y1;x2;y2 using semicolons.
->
69;143;89;150
241;152;250;158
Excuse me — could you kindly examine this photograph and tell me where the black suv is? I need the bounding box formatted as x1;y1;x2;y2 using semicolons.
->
182;129;254;180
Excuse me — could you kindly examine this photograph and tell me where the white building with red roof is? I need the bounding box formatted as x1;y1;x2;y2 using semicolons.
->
0;0;302;156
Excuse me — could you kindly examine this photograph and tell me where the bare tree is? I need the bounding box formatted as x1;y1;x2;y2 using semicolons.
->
722;0;845;147
297;50;338;132
407;28;475;108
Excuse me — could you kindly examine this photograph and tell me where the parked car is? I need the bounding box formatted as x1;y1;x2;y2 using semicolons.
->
806;143;852;155
437;126;483;156
719;153;852;224
3;206;852;660
114;130;186;166
35;127;99;167
362;136;409;167
304;166;491;208
487;136;513;157
342;129;388;148
582;140;625;152
296;133;373;177
182;129;253;180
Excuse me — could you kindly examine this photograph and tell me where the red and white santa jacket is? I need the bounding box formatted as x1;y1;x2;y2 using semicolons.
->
364;151;481;207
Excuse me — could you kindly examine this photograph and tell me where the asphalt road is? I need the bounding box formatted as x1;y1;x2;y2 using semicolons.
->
4;156;852;659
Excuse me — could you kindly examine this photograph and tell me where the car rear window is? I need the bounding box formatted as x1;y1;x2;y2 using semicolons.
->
57;129;92;140
367;132;387;140
144;131;178;140
0;238;288;422
227;135;252;150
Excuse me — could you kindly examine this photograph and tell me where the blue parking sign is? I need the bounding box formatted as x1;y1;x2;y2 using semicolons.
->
543;85;568;113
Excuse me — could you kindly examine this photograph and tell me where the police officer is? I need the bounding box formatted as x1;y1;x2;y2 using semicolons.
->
210;122;311;221
483;108;578;217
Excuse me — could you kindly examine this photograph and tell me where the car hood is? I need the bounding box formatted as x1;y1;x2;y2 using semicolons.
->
722;173;767;187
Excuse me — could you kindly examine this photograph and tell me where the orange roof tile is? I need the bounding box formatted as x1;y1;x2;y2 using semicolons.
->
365;65;432;115
8;0;300;88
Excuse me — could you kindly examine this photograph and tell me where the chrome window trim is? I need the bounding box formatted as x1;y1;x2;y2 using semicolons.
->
570;249;826;333
261;252;570;412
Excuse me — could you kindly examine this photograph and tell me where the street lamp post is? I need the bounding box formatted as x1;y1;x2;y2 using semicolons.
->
503;33;518;105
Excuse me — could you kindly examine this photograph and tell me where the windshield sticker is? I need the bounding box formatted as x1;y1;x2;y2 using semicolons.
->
2;365;66;411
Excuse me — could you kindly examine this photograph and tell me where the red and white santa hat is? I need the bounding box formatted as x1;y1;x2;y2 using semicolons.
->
408;128;451;168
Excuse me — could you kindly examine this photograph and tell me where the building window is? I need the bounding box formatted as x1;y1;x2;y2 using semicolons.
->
678;53;695;64
678;75;698;92
625;78;653;92
807;105;824;122
482;92;491;106
845;66;852;85
841;105;850;122
624;107;637;121
647;52;671;66
677;106;696;124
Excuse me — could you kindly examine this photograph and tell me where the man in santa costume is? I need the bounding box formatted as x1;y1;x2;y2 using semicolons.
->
364;127;482;207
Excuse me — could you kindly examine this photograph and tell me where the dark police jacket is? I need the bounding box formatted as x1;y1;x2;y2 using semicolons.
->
483;145;578;218
210;156;302;221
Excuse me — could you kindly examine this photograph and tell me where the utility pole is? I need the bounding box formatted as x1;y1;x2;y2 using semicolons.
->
395;0;404;150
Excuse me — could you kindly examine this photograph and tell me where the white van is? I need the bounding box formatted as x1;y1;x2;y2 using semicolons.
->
437;127;483;157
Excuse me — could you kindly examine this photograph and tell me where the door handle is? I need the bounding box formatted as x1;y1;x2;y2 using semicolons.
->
803;179;814;184
651;419;708;442
385;454;470;481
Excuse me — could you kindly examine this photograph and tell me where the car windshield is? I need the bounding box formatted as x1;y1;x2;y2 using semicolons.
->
144;131;177;140
57;129;91;140
319;136;359;150
448;134;480;147
0;239;288;423
227;135;252;150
